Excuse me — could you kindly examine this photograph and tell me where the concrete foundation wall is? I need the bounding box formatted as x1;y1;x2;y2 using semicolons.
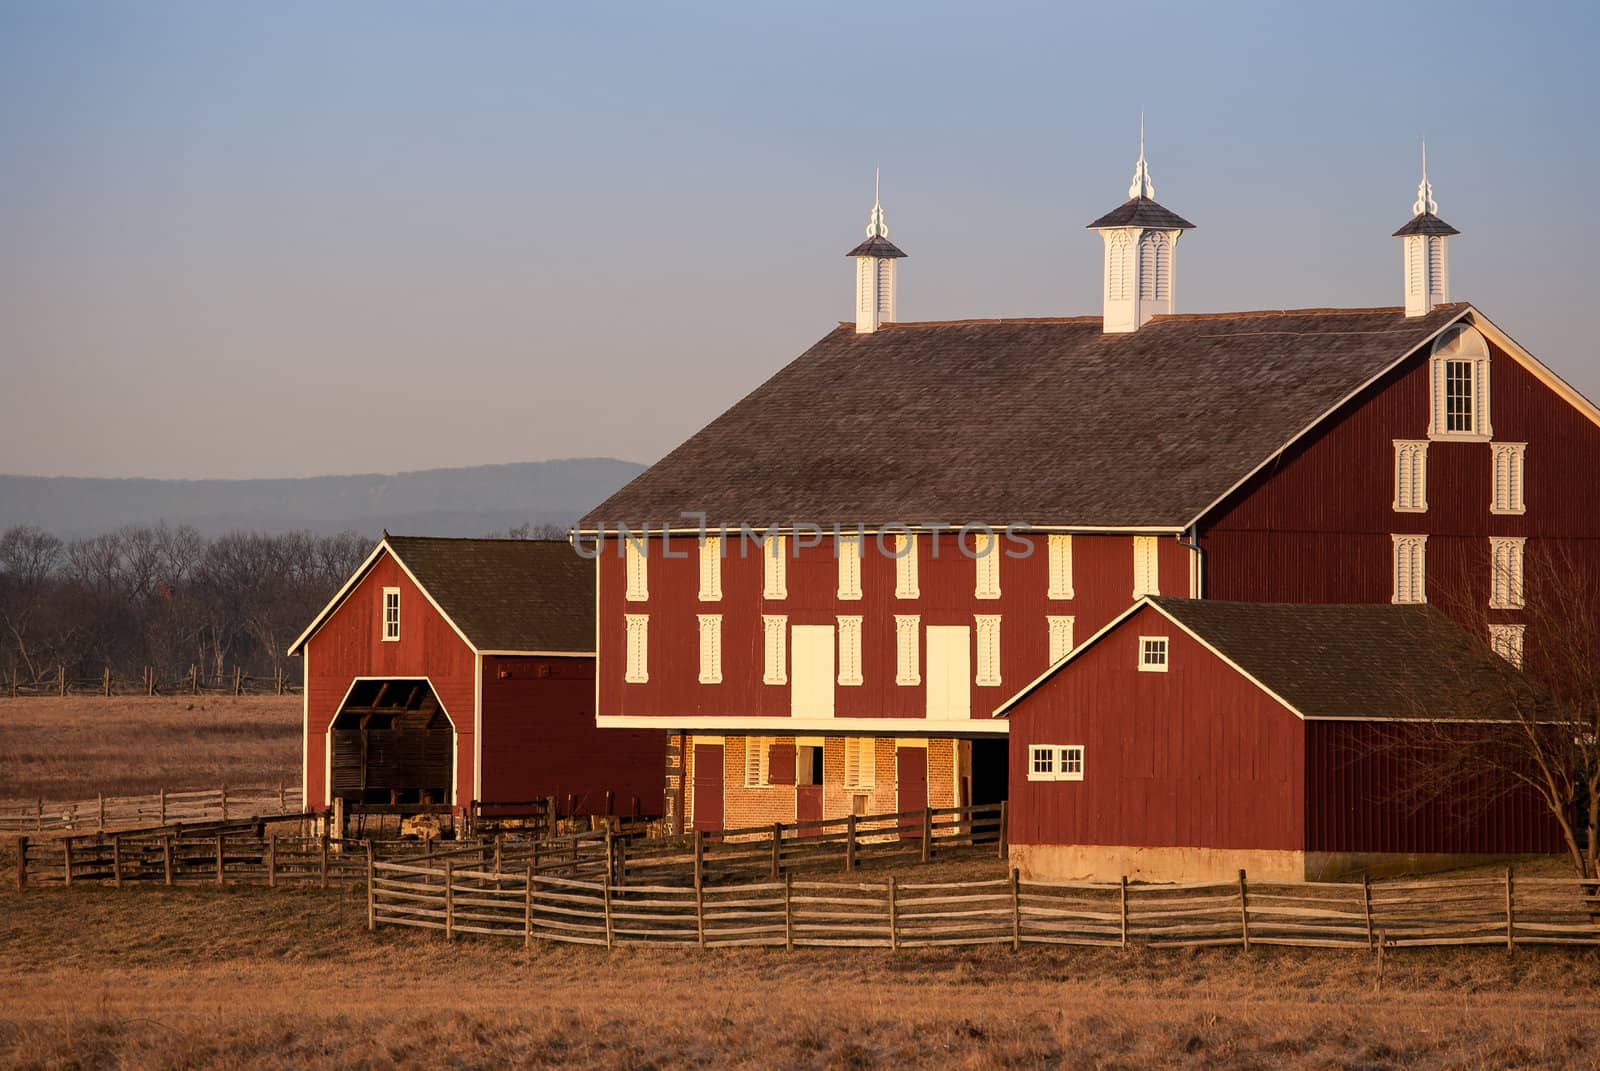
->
1012;843;1566;884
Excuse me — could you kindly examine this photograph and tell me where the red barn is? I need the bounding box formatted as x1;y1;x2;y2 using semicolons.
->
995;597;1564;882
288;536;664;824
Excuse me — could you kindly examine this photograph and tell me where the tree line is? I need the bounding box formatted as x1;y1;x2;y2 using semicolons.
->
0;524;371;689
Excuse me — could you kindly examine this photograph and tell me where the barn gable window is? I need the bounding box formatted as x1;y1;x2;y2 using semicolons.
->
698;536;722;602
624;614;649;684
974;531;1001;599
837;615;863;686
1047;615;1075;664
697;614;723;685
837;534;863;600
1132;536;1159;599
844;737;876;789
1138;636;1168;672
1491;443;1527;514
762;614;788;686
1489;537;1525;610
1028;744;1085;782
625;538;648;602
1428;324;1492;441
1392;534;1428;604
762;535;787;600
1047;534;1074;600
894;533;919;599
894;615;921;686
743;737;770;787
381;587;401;642
1393;440;1429;513
1489;623;1525;668
975;615;1002;686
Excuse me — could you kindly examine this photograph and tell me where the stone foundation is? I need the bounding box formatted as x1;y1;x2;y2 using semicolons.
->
1011;843;1563;884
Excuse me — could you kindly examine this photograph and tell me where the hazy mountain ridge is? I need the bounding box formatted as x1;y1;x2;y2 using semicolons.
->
0;458;646;538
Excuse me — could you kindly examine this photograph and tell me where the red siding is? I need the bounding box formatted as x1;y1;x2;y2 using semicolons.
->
479;655;665;817
1006;605;1305;851
303;553;477;811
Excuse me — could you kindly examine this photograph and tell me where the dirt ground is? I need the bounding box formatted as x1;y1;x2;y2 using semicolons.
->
0;695;300;800
3;880;1599;1070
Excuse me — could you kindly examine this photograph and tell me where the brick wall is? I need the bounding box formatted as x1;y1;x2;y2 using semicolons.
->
724;735;799;829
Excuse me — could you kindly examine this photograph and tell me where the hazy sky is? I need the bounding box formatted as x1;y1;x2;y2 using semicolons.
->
2;1;1596;479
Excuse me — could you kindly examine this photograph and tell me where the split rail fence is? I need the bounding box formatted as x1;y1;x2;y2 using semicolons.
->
370;864;1600;952
4;664;297;698
0;785;303;833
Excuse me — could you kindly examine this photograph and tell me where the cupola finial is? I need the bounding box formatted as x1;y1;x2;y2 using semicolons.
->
1128;111;1155;200
866;167;888;238
1413;139;1437;216
1393;139;1458;317
846;168;907;334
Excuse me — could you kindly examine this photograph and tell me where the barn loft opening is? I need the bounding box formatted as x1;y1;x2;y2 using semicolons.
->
330;678;453;807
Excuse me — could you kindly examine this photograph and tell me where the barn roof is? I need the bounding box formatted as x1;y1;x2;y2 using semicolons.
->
581;304;1469;531
995;597;1539;723
288;536;594;656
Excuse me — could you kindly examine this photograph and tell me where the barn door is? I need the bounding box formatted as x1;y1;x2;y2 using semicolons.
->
790;625;835;718
795;742;823;826
693;742;724;834
897;744;927;840
926;626;971;720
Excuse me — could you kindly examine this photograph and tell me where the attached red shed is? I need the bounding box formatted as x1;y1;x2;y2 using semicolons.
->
289;536;665;823
995;597;1563;882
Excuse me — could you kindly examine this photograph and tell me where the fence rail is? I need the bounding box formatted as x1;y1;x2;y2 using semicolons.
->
370;863;1600;952
3;664;298;698
0;785;303;833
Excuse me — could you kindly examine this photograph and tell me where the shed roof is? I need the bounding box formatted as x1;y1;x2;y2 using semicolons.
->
581;304;1468;531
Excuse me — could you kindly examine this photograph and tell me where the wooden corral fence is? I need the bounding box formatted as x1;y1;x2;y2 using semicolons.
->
0;784;303;833
3;664;298;699
369;864;1600;952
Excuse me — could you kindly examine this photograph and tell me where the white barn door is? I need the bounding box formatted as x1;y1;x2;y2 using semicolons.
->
925;625;971;720
791;625;835;719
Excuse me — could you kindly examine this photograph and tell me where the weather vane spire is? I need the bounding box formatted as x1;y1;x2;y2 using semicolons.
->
865;167;889;237
1413;138;1437;216
1128;111;1155;200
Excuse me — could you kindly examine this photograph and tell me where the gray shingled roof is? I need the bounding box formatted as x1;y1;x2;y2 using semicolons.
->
1086;197;1196;230
845;235;908;259
384;537;595;652
581;305;1467;530
1150;598;1529;721
1393;212;1460;237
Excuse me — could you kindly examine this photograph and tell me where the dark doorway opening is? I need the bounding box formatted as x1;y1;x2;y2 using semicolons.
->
971;738;1009;806
330;679;453;806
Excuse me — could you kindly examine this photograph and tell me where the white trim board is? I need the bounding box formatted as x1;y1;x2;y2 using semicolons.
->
318;675;463;809
597;715;1007;735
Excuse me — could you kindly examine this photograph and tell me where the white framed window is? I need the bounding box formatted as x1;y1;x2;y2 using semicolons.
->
837;615;863;686
697;614;722;684
762;614;787;685
698;536;722;602
1138;636;1168;672
894;614;921;686
1047;534;1074;600
1489;537;1525;610
1392;534;1428;604
894;533;919;599
974;530;1001;600
381;587;400;642
1132;536;1159;599
625;538;648;602
624;614;649;684
1428;325;1492;441
1491;443;1527;515
1489;623;1525;668
762;534;787;600
743;737;770;787
1028;744;1085;782
1047;615;1075;664
1393;440;1429;513
837;533;862;600
975;615;1002;686
844;737;876;789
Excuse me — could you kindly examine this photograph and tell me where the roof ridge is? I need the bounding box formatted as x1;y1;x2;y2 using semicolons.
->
388;534;570;545
841;316;1105;330
835;304;1470;332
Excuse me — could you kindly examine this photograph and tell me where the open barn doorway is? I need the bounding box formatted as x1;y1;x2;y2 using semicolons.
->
330;678;454;806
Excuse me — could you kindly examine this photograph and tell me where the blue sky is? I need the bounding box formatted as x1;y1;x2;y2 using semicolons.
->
1;1;1595;478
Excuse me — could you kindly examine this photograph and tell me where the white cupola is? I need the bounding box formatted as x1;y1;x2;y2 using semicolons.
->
1086;123;1195;334
846;171;907;334
1393;144;1459;317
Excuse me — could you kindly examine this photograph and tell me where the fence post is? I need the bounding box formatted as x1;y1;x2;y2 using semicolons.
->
112;835;123;889
445;861;455;942
216;834;225;885
97;793;105;832
35;798;42;832
783;870;794;951
1238;868;1250;951
494;833;504;874
1362;871;1374;949
524;865;534;950
366;842;375;931
695;881;706;948
845;814;857;873
63;838;72;886
162;836;173;886
221;785;229;822
693;830;705;889
16;836;26;891
58;664;66;696
1119;876;1129;950
159;787;166;826
189;664;197;695
1505;866;1515;951
103;666;111;697
267;834;277;888
770;822;782;879
320;829;330;889
997;800;1008;860
921;808;932;864
603;868;615;950
604;832;614;887
1011;867;1022;952
278;783;286;814
888;876;899;950
233;665;242;696
616;836;627;887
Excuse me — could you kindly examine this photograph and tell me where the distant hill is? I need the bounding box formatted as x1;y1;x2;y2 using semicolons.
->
0;458;646;538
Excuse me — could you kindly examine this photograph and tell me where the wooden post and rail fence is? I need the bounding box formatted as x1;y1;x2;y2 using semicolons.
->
0;784;302;833
2;664;297;699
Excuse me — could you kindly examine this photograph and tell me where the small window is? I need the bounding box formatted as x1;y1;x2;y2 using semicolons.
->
762;534;787;599
1489;538;1525;610
1132;536;1159;599
1393;440;1428;513
1138;636;1168;672
975;615;1002;686
743;738;769;787
894;533;919;599
894;615;920;686
844;737;876;789
1428;325;1492;441
1028;744;1085;782
837;615;864;686
697;614;722;684
1393;534;1428;604
381;587;400;642
762;614;787;686
837;534;862;600
624;614;649;684
1047;615;1075;664
1491;443;1527;515
1028;745;1056;781
625;538;648;601
974;530;1001;599
698;537;722;601
1047;534;1074;600
1489;624;1525;668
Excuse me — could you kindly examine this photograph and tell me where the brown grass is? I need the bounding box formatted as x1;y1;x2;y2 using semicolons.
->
0;696;300;800
2;880;1599;1069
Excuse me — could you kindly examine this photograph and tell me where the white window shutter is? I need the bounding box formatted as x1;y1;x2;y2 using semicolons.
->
698;536;722;601
974;531;1001;599
624;614;649;683
1132;536;1159;599
837;534;862;600
625;539;648;601
894;533;919;599
974;615;1002;686
1047;615;1075;664
763;535;787;599
1393;441;1428;513
1047;534;1074;599
894;615;920;686
762;614;788;685
1392;535;1427;604
837;615;863;686
1489;538;1525;610
1491;443;1526;514
697;614;722;684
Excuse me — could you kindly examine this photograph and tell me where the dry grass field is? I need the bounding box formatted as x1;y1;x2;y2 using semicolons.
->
0;695;300;800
